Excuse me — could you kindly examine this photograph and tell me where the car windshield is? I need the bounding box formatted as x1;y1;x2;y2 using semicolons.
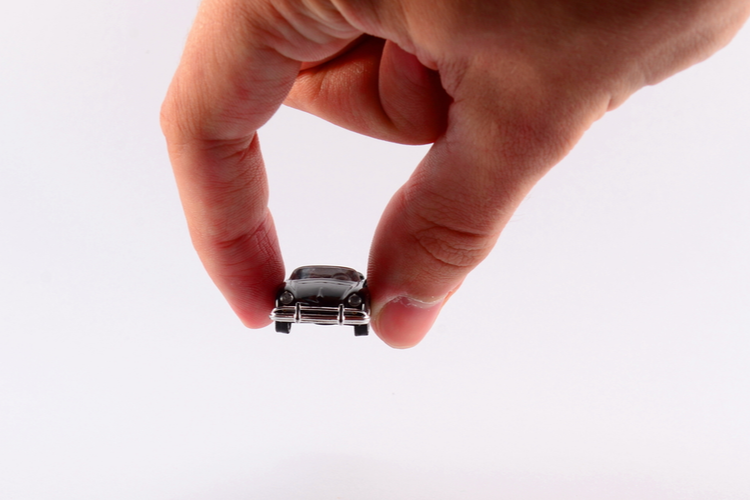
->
290;266;361;282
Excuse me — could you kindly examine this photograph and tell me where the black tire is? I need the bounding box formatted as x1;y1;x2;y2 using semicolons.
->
275;321;292;334
354;324;369;336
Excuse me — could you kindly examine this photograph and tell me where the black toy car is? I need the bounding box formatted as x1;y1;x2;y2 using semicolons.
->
269;265;371;336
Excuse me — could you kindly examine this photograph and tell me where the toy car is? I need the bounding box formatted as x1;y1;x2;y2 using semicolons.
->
269;265;370;336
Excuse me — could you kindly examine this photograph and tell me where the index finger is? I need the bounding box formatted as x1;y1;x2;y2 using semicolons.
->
160;0;360;327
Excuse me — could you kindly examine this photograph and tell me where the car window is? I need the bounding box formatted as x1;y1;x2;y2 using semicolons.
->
290;267;360;282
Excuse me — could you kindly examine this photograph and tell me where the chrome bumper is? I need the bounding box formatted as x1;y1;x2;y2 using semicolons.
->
270;303;370;326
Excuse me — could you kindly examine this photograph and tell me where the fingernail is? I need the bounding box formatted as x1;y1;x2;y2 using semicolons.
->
374;296;445;349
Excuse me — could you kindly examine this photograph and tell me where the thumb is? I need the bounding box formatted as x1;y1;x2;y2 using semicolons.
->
367;74;604;347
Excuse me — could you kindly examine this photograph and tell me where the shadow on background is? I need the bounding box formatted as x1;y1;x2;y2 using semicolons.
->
176;452;724;500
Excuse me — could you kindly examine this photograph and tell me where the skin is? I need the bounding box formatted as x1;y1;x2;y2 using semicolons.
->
161;0;750;348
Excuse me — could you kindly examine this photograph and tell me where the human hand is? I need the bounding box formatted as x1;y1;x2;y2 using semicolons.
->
161;0;749;347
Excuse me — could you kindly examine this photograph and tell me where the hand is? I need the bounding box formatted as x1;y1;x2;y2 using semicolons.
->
161;0;750;347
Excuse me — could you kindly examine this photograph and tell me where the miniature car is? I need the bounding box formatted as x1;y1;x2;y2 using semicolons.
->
269;265;370;336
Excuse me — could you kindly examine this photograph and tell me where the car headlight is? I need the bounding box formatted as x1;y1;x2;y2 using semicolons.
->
347;294;362;307
280;291;294;305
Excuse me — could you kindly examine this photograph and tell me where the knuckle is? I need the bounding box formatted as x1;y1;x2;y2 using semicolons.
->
413;223;494;270
159;92;184;140
404;183;501;272
159;80;209;146
195;212;278;277
254;0;359;58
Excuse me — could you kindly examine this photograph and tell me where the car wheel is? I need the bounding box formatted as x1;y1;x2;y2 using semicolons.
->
275;321;291;334
354;324;369;336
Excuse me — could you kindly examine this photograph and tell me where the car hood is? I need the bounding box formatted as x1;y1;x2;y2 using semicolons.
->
287;279;360;305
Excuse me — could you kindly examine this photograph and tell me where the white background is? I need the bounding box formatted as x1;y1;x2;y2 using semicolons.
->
1;1;748;499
